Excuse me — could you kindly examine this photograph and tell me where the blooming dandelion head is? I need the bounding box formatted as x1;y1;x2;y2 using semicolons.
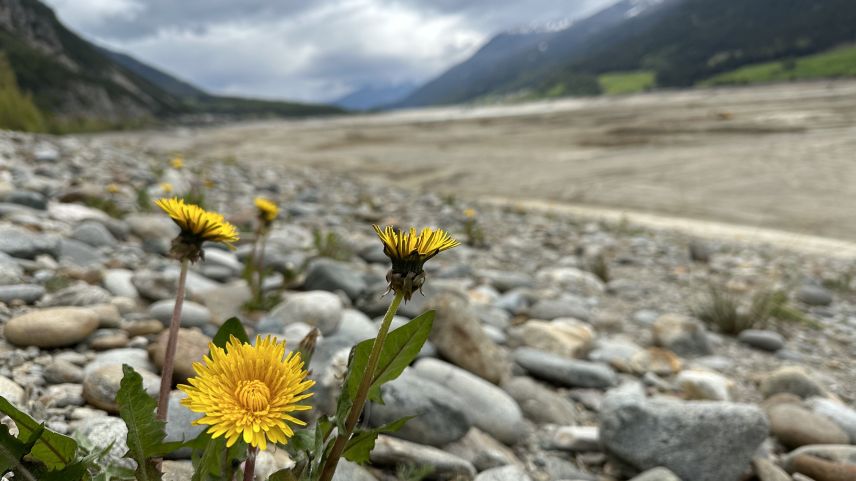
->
254;197;279;225
155;197;239;262
170;156;184;170
160;182;173;194
178;335;314;451
372;225;459;300
106;183;120;194
463;208;477;219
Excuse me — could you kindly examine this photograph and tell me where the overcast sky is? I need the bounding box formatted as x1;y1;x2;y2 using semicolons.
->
43;0;613;103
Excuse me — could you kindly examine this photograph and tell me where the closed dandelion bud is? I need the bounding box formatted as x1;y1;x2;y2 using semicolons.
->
296;327;319;369
372;225;459;301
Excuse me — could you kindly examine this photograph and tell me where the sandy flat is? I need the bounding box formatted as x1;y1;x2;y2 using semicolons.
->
92;80;856;247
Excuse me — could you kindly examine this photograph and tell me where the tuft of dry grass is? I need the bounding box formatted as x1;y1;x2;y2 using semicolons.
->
693;285;811;335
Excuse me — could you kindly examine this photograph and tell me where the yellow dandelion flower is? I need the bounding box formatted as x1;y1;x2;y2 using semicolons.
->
155;197;239;261
463;208;477;219
106;183;120;194
170;156;184;169
254;196;279;224
372;225;459;300
178;335;314;451
160;182;174;193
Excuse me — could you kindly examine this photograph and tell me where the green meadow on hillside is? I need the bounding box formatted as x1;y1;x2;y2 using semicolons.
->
0;53;47;132
702;45;856;86
598;70;656;95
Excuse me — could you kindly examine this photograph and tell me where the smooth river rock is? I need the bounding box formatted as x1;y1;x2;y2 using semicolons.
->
414;358;526;445
514;347;616;388
5;307;100;348
426;293;510;384
599;391;769;481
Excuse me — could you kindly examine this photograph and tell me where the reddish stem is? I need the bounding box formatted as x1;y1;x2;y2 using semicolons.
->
156;258;189;421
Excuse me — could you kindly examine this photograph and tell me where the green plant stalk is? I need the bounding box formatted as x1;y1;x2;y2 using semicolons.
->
243;446;258;481
255;230;269;303
318;291;405;481
156;258;189;421
247;228;260;298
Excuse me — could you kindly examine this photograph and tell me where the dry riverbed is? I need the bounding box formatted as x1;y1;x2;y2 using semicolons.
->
93;79;856;243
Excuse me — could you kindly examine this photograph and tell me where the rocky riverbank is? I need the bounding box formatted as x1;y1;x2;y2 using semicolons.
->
0;129;855;481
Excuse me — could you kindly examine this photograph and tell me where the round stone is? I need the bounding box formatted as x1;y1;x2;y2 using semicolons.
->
414;358;526;445
149;328;212;383
738;329;785;352
149;300;212;328
0;284;45;304
266;291;343;335
760;366;827;399
71;221;117;247
5;307;100;348
82;363;159;413
767;403;849;449
795;285;833;306
0;375;25;406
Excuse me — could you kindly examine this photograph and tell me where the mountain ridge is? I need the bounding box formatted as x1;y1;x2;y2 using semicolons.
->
0;0;341;131
395;0;856;108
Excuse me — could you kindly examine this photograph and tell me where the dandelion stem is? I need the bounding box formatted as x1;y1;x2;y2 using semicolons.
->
256;230;268;301
248;228;260;296
156;258;189;421
243;446;258;481
318;291;404;481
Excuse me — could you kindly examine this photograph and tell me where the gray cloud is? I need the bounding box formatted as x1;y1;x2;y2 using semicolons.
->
43;0;614;102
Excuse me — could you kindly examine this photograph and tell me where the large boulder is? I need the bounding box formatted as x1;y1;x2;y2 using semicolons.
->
599;390;769;481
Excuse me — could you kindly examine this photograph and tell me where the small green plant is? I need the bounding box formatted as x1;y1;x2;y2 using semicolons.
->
462;208;486;248
83;196;125;218
44;274;73;293
135;186;152;212
694;285;811;335
182;187;207;210
822;269;855;293
694;285;750;335
396;463;434;481
242;290;282;313
313;228;352;260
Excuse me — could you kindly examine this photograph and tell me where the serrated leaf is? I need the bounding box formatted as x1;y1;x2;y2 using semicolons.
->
116;365;172;481
0;422;42;474
286;430;314;454
211;317;250;350
189;432;246;481
190;433;220;481
335;310;435;428
35;459;89;481
343;417;411;465
0;395;77;470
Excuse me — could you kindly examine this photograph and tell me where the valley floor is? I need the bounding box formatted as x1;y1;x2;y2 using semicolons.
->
91;79;856;242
